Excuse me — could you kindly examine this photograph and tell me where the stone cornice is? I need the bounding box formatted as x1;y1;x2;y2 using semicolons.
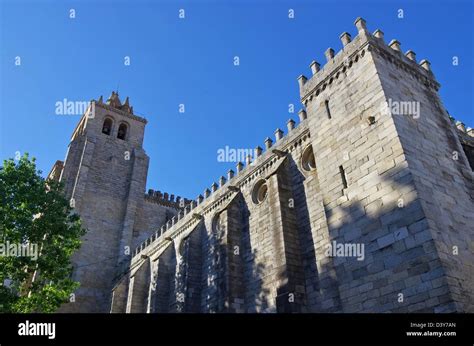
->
144;195;184;210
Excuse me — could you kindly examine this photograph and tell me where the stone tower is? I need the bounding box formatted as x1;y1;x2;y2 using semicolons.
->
56;92;152;312
299;17;474;312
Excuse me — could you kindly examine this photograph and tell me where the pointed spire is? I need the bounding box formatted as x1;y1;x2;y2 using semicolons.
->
107;91;122;108
98;95;103;103
121;96;132;113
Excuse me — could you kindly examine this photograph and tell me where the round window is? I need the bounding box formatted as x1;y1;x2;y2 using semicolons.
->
301;145;316;172
252;180;268;205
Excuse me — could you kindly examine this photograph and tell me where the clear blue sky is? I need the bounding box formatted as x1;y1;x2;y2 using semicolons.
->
1;0;473;199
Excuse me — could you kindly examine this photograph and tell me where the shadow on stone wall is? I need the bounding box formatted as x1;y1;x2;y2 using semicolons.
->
317;164;451;312
239;196;271;312
203;214;226;313
122;161;461;313
287;155;342;312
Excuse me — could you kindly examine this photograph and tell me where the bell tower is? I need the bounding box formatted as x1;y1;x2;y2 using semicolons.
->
58;92;151;312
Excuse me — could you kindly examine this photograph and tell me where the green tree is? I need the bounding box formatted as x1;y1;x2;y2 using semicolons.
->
0;154;85;312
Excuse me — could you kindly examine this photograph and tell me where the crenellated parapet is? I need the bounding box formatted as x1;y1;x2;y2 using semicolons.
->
449;117;474;148
453;118;474;137
129;111;313;267
298;17;440;107
144;189;191;209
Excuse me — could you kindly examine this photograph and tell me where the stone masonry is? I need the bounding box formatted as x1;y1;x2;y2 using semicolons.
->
49;18;474;313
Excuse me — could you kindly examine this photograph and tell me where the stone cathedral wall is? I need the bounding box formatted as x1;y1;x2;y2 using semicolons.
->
111;18;474;314
112;117;321;313
45;17;473;313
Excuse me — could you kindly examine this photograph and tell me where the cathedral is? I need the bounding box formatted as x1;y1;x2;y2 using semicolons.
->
48;18;474;313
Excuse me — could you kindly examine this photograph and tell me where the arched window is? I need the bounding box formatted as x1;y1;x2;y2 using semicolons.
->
301;145;316;172
102;118;113;135
117;123;128;140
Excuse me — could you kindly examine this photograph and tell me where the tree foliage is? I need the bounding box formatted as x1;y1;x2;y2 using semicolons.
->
0;154;85;312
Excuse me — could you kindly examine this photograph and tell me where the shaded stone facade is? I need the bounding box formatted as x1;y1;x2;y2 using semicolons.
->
50;18;474;313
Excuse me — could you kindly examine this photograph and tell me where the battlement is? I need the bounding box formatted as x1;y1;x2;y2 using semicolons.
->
131;112;311;263
144;189;191;209
452;118;474;138
298;17;439;105
452;116;474;168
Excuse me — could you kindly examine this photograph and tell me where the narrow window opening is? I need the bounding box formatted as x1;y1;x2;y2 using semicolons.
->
301;145;316;172
339;165;348;189
102;118;112;135
325;100;332;119
117;123;127;140
252;180;268;205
